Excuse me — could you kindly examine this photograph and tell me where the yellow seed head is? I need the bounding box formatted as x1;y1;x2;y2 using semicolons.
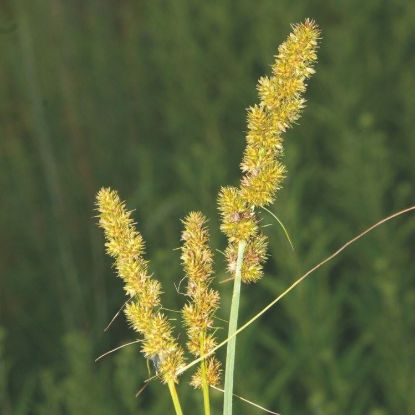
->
218;186;258;241
190;357;222;388
159;348;185;384
218;20;319;287
181;211;213;284
246;105;283;150
226;233;268;283
239;19;319;208
96;188;148;295
96;187;184;384
240;159;286;207
180;211;221;386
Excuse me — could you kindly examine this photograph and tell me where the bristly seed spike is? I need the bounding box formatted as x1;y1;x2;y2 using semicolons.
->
96;188;185;384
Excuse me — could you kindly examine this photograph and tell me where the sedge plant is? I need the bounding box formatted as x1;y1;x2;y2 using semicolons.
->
218;19;320;414
96;19;320;415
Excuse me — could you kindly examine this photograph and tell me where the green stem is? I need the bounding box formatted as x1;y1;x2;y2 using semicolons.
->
200;334;211;415
167;381;184;415
223;240;246;415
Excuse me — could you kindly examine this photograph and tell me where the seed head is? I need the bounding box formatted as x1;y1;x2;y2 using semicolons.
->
180;212;221;386
181;211;213;285
218;187;257;242
96;187;185;383
226;233;268;283
190;357;222;389
240;19;320;208
218;19;319;284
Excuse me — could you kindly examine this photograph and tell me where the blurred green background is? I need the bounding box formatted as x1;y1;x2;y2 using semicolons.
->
1;0;415;414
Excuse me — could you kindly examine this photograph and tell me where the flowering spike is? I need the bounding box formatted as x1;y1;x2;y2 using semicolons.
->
218;186;257;242
191;357;222;389
240;18;320;208
226;233;268;283
180;212;221;387
96;187;184;384
219;19;319;283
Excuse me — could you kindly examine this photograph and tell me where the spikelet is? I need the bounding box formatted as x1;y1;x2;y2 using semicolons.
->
180;212;221;387
218;19;319;283
218;187;257;242
190;357;222;389
96;187;184;384
225;233;268;283
240;19;320;207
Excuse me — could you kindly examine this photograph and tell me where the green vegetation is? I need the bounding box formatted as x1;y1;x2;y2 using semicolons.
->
1;1;415;414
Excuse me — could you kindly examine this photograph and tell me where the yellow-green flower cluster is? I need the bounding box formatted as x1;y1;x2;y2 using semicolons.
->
241;19;319;207
225;233;268;284
218;19;319;282
180;212;221;387
96;187;184;384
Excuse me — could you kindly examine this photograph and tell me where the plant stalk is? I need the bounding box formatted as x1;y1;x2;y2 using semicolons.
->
168;380;184;415
200;334;211;415
223;240;246;415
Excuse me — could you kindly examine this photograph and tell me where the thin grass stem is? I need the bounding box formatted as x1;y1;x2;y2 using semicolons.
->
200;334;211;415
95;340;140;362
168;381;184;415
223;240;246;415
201;361;211;415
